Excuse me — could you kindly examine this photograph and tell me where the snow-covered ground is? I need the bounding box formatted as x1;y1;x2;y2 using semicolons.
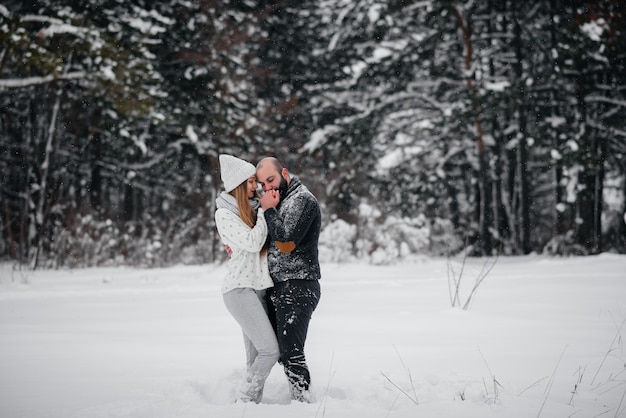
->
1;254;625;418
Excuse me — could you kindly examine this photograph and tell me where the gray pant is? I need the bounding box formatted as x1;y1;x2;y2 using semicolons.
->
223;288;279;403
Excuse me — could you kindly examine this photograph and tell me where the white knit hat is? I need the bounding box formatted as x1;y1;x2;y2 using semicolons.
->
219;154;256;192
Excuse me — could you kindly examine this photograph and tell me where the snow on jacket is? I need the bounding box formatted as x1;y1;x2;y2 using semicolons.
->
263;176;321;283
215;207;273;294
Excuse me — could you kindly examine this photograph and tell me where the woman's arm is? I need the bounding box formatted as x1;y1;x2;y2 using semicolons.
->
215;208;267;253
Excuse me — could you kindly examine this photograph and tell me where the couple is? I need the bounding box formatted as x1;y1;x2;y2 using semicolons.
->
215;154;322;404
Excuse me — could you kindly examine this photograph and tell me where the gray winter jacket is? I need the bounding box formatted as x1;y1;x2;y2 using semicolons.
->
263;176;321;283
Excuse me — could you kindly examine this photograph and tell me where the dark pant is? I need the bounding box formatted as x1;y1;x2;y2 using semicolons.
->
267;280;320;401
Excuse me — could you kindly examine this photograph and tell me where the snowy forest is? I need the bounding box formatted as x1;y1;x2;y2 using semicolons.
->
1;0;625;269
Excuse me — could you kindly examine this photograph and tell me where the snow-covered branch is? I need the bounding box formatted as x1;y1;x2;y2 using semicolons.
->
584;95;626;108
0;72;86;89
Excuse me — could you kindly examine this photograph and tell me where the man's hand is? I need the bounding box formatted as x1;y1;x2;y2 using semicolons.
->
260;189;280;210
224;245;232;257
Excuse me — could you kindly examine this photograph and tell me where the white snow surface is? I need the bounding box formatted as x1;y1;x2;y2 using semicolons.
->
1;254;625;418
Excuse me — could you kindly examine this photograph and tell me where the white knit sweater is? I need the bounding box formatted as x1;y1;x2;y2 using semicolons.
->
215;207;273;294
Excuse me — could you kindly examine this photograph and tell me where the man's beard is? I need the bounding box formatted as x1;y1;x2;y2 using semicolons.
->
278;176;288;200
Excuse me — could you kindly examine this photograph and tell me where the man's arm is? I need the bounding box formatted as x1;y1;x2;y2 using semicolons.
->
264;194;318;252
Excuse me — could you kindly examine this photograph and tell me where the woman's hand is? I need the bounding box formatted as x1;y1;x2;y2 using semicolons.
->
260;189;280;210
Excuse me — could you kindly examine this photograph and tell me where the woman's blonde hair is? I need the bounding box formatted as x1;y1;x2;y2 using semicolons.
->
231;180;268;255
233;181;256;228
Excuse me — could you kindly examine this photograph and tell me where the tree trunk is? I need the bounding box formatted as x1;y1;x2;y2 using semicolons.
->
549;0;568;237
30;89;62;269
3;199;16;259
123;183;135;222
572;54;597;253
592;135;606;252
513;5;531;254
90;135;102;212
451;4;492;254
487;0;509;250
621;176;626;250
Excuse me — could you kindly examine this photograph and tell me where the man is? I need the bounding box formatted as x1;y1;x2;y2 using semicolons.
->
256;157;322;402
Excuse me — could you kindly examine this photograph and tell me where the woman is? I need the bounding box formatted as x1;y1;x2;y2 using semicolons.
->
215;154;279;404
